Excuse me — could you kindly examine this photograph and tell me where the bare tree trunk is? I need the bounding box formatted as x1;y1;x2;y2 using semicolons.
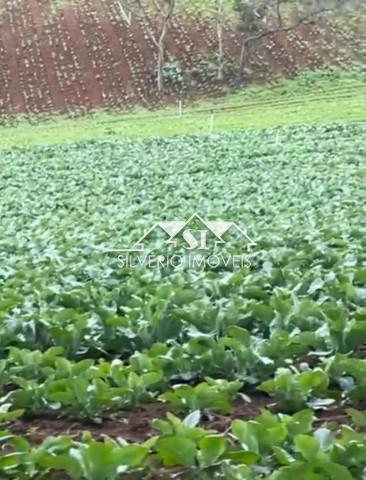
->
289;0;299;25
276;0;283;27
217;25;224;80
156;41;165;91
216;0;224;81
237;36;248;83
134;0;175;93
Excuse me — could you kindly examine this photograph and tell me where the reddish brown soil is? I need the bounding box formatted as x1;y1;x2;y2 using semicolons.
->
9;395;354;445
9;396;270;443
0;0;361;117
11;402;169;443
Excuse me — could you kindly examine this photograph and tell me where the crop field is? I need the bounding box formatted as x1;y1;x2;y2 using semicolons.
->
0;0;363;116
0;1;365;477
0;122;365;479
1;68;365;149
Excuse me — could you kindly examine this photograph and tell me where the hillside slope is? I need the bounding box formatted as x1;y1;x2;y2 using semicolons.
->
0;0;363;116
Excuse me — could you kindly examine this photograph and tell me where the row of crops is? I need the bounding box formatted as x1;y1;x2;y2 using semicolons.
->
0;0;363;115
0;123;365;478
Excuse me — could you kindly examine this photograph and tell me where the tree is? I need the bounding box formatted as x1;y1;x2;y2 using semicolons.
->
216;0;225;81
234;0;269;82
211;0;236;81
234;0;336;83
134;0;176;92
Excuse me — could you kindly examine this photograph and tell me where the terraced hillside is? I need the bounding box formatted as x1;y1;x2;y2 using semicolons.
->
0;0;363;116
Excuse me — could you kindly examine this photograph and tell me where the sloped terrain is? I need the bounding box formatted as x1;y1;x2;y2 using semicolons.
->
0;0;363;115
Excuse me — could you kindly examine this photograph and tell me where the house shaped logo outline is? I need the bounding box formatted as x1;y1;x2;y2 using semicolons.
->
109;212;256;253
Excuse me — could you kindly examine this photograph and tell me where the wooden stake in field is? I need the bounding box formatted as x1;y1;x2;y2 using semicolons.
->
178;100;183;117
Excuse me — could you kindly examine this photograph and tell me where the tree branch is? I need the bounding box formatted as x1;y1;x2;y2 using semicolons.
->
276;0;283;28
134;0;159;48
243;7;332;46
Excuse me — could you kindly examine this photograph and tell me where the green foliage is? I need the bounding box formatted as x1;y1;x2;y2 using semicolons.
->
162;59;184;85
296;66;366;87
1;69;365;148
159;378;243;413
0;123;365;478
0;409;364;478
259;367;333;412
234;0;269;34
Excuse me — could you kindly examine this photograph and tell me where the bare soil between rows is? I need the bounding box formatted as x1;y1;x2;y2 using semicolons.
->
0;0;362;116
9;394;351;444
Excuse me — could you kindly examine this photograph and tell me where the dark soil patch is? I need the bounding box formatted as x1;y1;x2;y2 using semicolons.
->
314;405;351;427
203;394;274;433
10;394;270;443
9;393;355;444
10;402;168;444
0;0;361;116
